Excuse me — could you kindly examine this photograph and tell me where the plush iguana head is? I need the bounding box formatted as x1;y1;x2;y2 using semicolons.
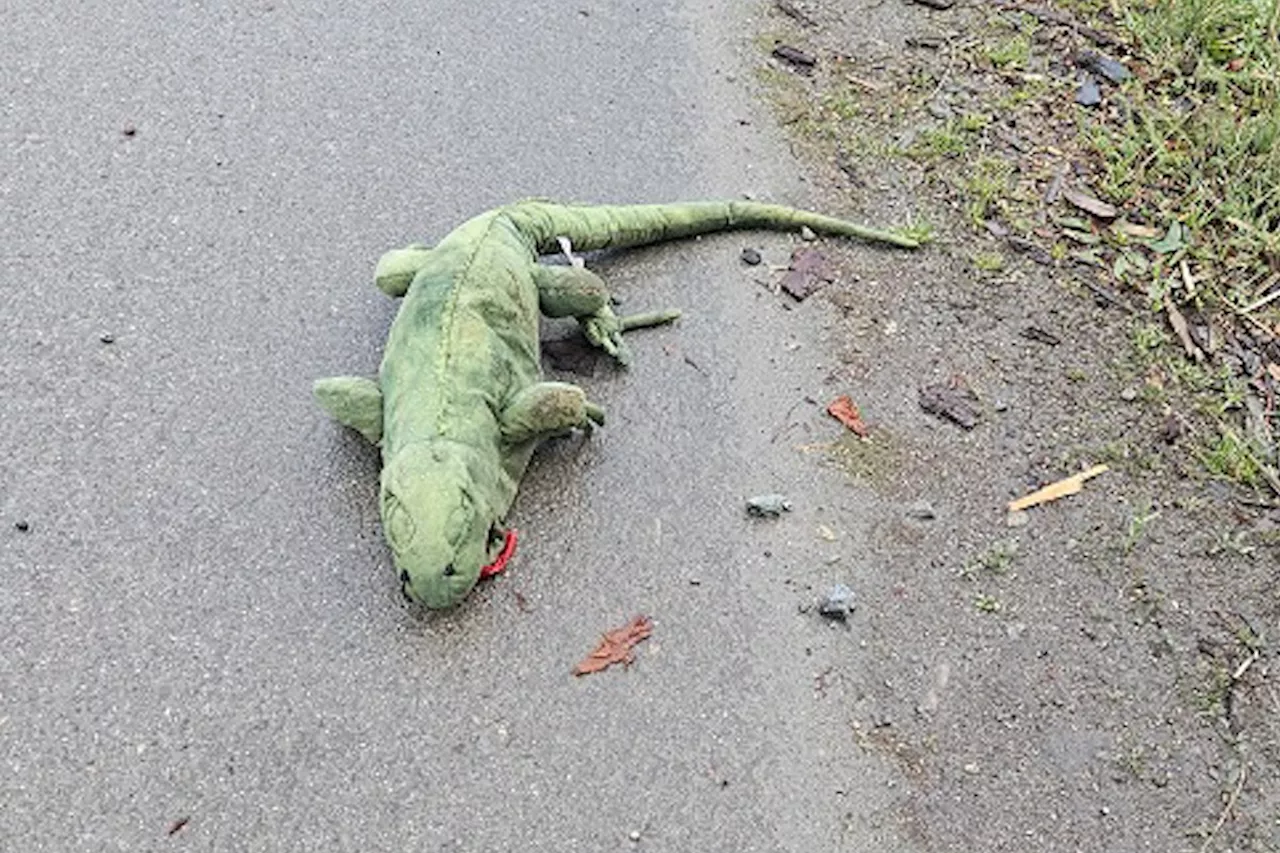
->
379;443;507;608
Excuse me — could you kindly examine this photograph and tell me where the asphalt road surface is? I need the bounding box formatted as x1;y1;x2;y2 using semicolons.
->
3;1;913;849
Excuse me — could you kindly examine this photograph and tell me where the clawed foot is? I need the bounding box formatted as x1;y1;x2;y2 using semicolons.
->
583;306;683;366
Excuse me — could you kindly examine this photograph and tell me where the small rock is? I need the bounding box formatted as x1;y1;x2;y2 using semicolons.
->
912;0;955;7
15;520;30;532
926;99;953;120
746;494;792;517
1005;509;1030;527
963;762;980;774
122;123;137;137
818;584;855;619
740;247;762;265
1119;387;1139;402
1075;76;1102;107
799;225;817;241
628;829;642;842
1076;51;1131;84
100;333;115;344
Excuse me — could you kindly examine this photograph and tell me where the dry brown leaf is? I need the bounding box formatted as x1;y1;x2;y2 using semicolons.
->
572;615;653;676
827;394;870;437
1008;464;1109;512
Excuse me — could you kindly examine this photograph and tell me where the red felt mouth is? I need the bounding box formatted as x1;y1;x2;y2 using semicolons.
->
480;529;518;579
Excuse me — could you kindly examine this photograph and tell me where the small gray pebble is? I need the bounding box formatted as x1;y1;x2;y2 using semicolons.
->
818;584;854;619
15;520;30;532
100;333;115;344
1075;77;1102;107
746;494;791;517
1119;387;1139;402
740;247;762;265
799;226;817;241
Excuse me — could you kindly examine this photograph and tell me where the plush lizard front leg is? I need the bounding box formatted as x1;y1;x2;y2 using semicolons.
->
500;381;605;445
533;246;681;367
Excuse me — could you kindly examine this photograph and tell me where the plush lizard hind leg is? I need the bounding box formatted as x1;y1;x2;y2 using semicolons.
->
500;381;606;445
531;255;680;366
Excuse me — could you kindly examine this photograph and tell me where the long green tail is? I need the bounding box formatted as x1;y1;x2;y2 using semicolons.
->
501;200;920;253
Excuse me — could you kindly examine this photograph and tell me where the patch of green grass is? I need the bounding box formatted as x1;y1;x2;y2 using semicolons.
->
909;124;971;160
981;32;1033;70
1087;1;1280;312
972;251;1005;272
1196;427;1266;487
962;157;1015;225
962;539;1019;580
1123;500;1162;554
974;593;1004;613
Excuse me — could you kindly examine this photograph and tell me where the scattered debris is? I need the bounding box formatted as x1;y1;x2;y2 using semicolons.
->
747;494;792;517
167;817;190;836
1076;51;1131;84
1006;236;1053;266
740;247;762;266
100;333;115;344
772;44;817;72
1062;186;1118;220
826;394;870;437
122;123;137;137
1161;413;1186;444
817;524;837;541
906;35;944;49
919;378;982;430
986;0;1120;48
799;225;817;241
15;520;30;532
912;0;955;8
1020;326;1061;346
1163;297;1205;362
780;246;834;300
1007;464;1109;512
573;615;653;676
1075;76;1102;107
818;584;855;619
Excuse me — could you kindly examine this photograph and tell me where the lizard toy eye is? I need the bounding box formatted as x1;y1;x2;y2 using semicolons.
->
442;563;457;577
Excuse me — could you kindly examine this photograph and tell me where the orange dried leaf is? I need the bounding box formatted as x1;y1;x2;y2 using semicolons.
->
827;395;870;437
573;615;653;676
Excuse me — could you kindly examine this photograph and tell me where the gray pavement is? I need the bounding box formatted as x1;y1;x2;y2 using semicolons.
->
2;1;914;849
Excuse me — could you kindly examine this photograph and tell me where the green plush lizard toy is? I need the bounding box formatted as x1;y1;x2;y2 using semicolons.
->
315;200;916;607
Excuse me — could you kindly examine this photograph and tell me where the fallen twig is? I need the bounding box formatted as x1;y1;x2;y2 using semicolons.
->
1008;464;1109;512
1198;764;1247;853
986;0;1121;48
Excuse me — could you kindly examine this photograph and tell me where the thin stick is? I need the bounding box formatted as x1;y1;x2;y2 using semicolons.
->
1198;764;1247;853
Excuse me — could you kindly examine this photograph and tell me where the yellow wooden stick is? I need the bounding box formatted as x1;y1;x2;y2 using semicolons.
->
1008;464;1110;512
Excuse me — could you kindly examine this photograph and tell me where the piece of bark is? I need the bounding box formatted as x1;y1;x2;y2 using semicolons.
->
772;44;817;71
780;246;833;300
919;380;981;429
1062;186;1118;219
